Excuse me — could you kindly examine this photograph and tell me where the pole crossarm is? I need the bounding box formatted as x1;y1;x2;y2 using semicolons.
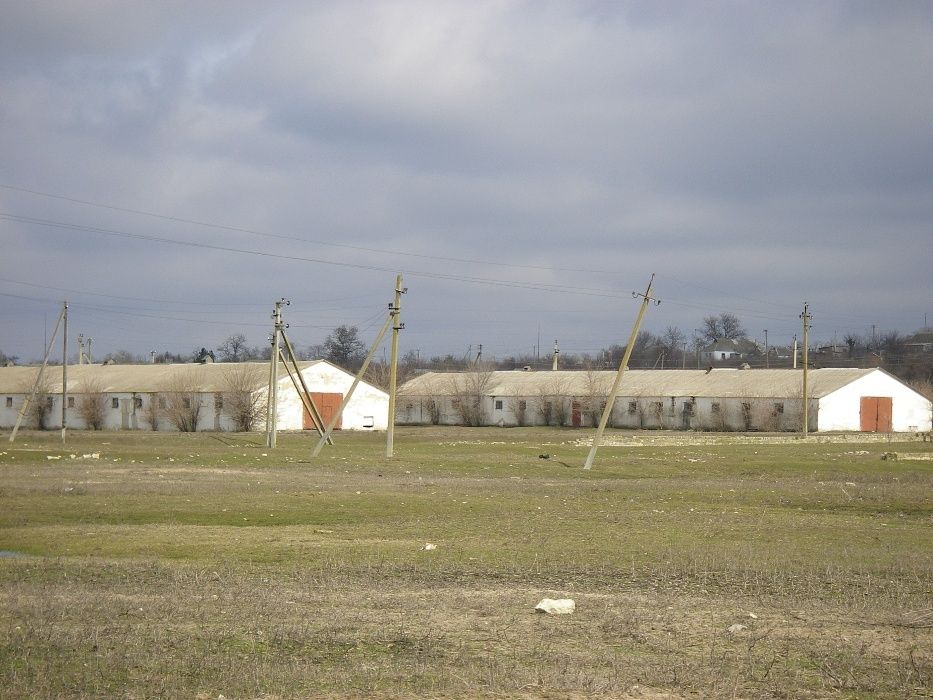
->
583;274;660;470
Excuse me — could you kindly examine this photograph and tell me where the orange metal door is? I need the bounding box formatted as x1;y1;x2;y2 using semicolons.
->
571;400;582;427
860;396;893;432
303;392;343;430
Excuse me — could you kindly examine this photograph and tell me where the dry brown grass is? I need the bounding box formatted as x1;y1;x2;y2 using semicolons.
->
0;427;930;698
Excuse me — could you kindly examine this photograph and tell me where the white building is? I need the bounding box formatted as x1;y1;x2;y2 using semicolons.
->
398;368;931;433
0;361;388;432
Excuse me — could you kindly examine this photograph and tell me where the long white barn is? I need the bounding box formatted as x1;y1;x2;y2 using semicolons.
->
0;361;388;432
398;368;931;433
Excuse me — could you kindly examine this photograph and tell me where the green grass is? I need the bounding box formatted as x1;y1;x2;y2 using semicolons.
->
1;427;931;698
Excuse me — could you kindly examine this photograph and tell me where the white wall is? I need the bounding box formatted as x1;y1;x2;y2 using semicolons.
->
817;370;931;432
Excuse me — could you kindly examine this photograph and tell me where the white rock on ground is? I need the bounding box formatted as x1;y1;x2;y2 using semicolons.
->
535;598;575;615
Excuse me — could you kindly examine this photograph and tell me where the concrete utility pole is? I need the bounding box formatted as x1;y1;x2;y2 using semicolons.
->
266;299;286;448
800;303;811;436
793;334;798;369
77;334;84;365
86;337;92;364
10;304;66;443
386;274;406;458
682;342;687;369
552;340;559;371
61;301;68;444
584;275;660;470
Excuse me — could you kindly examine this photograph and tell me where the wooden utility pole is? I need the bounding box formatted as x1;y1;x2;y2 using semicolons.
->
386;274;405;458
800;303;811;436
61;301;68;444
584;275;659;470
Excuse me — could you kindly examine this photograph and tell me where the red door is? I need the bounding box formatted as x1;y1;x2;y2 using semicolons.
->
860;396;892;432
571;400;582;428
304;392;343;430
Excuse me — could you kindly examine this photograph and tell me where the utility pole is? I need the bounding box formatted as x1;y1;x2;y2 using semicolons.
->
61;301;68;444
552;340;559;371
475;343;483;365
10;304;66;443
265;299;285;448
584;275;660;470
793;334;798;369
764;329;769;369
386;274;405;458
77;334;84;365
682;342;687;369
800;303;811;436
86;337;92;364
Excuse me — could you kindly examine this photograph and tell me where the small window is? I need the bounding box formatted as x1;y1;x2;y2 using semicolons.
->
652;401;663;416
452;398;461;407
158;397;166;409
112;397;119;409
742;402;751;414
711;402;721;414
628;401;637;414
134;397;143;409
214;393;223;410
183;398;191;408
684;400;696;416
518;400;527;411
494;400;503;410
6;396;14;408
67;397;75;408
47;396;54;408
362;415;374;428
773;402;784;414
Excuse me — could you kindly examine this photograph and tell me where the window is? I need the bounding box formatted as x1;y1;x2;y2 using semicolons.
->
495;400;503;410
47;396;54;408
183;398;191;408
214;393;223;410
652;401;663;417
773;402;784;414
628;401;637;414
518;400;527;411
67;397;75;408
711;402;721;414
6;397;13;408
158;397;166;409
134;397;143;409
683;400;696;416
111;397;119;409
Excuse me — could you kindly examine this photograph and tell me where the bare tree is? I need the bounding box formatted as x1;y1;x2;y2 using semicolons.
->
221;364;267;432
533;379;569;426
164;373;205;432
18;375;53;430
76;379;107;430
507;398;528;426
582;369;610;427
217;334;249;362
701;313;747;343
447;365;494;426
142;393;162;431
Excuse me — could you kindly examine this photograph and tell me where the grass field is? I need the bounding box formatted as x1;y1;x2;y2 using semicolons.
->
1;427;931;699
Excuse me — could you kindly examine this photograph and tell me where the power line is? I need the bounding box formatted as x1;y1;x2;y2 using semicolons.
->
1;212;632;299
0;183;619;276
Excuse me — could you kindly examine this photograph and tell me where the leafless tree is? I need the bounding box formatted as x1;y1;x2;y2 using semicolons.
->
582;369;610;427
217;333;249;362
18;375;53;430
164;373;205;432
76;378;107;430
447;364;494;426
507;398;528;426
533;378;569;426
142;393;162;431
701;313;746;343
221;364;267;432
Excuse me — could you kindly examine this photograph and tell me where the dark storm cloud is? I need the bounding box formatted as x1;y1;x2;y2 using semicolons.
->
1;1;931;361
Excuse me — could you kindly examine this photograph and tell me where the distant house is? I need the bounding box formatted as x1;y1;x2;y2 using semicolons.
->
700;338;759;364
905;329;933;354
398;368;931;433
0;361;388;432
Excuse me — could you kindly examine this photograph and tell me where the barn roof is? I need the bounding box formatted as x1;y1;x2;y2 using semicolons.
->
400;368;885;399
0;361;324;394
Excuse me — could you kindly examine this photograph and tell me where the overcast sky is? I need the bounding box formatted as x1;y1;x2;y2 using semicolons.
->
1;1;931;364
